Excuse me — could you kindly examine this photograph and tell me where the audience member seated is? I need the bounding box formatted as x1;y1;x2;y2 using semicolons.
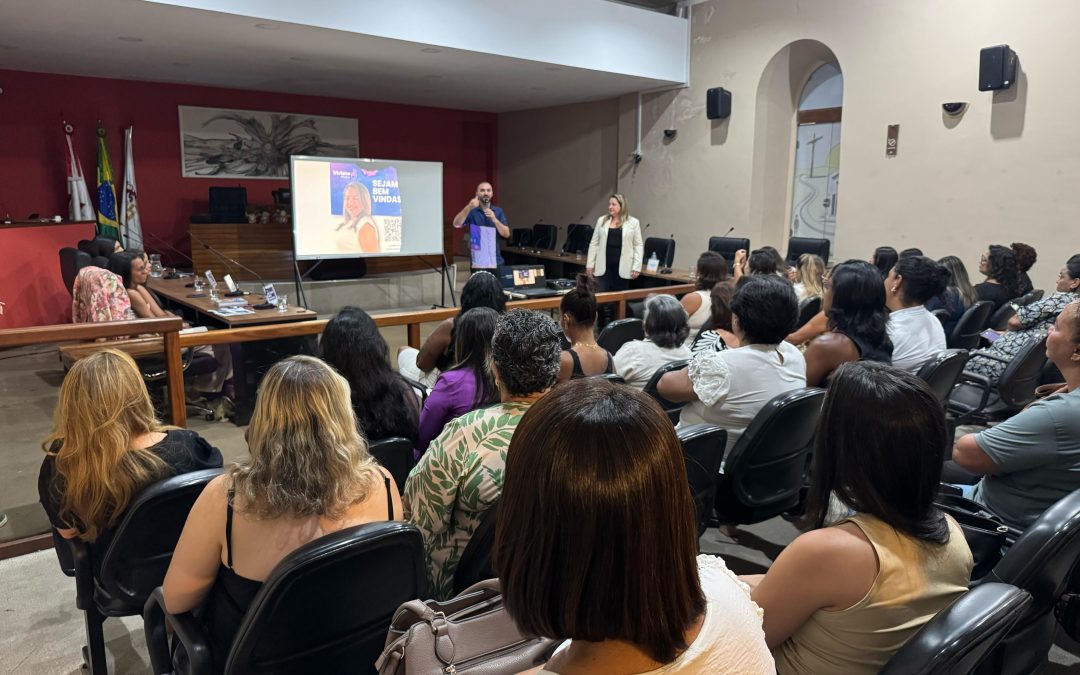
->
899;247;924;259
744;362;973;674
975;244;1024;311
404;310;561;599
870;246;898;279
72;266;136;324
680;251;729;344
690;281;739;354
803;260;892;387
614;294;692;389
161;356;401;673
659;275;805;452
416;307;499;457
926;255;976;336
885;255;950;372
790;253;825;302
953;300;1080;531
1012;241;1038;296
322;306;420;444
557;274;614;382
38;349;222;561
495;379;775;673
966;254;1080;383
398;270;507;387
733;247;784;286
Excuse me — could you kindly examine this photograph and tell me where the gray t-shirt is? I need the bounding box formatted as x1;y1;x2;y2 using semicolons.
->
971;387;1080;530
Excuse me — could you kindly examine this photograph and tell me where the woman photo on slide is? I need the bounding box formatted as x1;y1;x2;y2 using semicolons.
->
336;181;380;253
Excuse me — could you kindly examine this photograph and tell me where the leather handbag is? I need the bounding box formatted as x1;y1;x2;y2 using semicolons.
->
376;579;559;675
935;493;1010;580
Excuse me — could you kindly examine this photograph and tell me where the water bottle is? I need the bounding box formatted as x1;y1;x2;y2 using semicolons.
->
646;251;660;273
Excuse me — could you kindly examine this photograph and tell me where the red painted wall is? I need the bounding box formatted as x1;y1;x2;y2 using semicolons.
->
0;69;496;327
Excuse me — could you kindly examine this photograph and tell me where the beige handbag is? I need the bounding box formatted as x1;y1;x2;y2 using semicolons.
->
376;579;559;674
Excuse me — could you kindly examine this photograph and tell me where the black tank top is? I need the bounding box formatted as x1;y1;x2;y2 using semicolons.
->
567;348;615;378
199;478;394;672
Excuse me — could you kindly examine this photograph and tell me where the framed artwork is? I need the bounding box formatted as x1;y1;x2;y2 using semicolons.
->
178;105;359;179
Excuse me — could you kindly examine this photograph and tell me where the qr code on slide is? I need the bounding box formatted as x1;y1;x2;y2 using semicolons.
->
383;217;402;252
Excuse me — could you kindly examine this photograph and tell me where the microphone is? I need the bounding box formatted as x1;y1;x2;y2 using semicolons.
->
143;231;193;280
722;226;735;237
189;232;276;310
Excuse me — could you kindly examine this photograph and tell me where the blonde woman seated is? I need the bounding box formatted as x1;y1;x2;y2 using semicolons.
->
790;253;825;302
613;294;692;389
161;356;401;672
39;350;222;562
743;362;972;674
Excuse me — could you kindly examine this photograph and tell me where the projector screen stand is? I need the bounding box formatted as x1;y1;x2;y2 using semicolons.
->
420;254;457;309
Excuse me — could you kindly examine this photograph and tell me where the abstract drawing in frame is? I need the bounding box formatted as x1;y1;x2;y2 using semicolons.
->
179;105;359;179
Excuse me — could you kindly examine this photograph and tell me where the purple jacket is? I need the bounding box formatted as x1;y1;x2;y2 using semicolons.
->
415;368;483;459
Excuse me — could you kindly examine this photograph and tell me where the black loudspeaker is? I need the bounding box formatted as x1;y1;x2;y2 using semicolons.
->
706;87;731;120
979;45;1017;91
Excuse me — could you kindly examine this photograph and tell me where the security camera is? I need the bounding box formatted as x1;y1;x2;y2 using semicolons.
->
663;129;677;140
942;102;968;116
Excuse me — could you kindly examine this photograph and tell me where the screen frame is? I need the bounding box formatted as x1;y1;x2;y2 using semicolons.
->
289;154;445;261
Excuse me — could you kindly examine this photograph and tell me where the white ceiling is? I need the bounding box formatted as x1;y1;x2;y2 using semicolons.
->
0;0;685;113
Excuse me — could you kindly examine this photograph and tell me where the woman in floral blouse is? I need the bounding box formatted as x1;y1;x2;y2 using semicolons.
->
403;309;563;598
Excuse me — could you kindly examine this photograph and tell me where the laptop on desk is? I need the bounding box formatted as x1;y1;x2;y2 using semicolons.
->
503;264;561;299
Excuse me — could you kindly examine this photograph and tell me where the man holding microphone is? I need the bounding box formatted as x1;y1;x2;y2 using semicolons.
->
453;181;509;271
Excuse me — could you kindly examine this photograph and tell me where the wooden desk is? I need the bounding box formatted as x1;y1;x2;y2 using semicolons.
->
147;277;317;327
501;246;697;285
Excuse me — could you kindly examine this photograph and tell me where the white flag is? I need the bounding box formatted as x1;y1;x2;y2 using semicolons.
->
121;126;143;250
64;123;95;222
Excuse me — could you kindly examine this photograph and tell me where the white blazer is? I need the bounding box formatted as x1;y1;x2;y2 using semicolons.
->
586;215;644;279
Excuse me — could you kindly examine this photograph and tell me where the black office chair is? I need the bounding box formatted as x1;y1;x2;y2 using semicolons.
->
1018;289;1044;306
400;375;429;408
917;349;971;408
593;372;627;384
879;583;1031;675
78;235;118;260
643;236;676;269
947;301;994;349
453;501;499;595
642;359;690;425
509;227;533;248
708;236;750;266
562;224;594;255
795;296;821;330
596;318;644;355
986;301;1019;332
931;308;950;327
677;424;727;537
785;237;830;266
974;489;1080;674
60;247;94;295
64;468;221;674
145;521;427;675
532;223;557;250
948;336;1047;426
368;437;413;494
713;388;826;526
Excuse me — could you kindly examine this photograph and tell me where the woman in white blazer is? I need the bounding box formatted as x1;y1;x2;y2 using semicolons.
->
586;194;644;291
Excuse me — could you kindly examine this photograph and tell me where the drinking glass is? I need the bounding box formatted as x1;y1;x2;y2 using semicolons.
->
277;295;288;313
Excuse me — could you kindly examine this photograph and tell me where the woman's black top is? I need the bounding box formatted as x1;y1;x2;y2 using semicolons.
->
38;429;223;571
566;348;615;378
605;228;623;277
975;282;1012;311
820;329;893;388
200;479;396;673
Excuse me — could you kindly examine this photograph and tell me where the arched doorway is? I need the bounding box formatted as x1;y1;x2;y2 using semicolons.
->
790;64;843;245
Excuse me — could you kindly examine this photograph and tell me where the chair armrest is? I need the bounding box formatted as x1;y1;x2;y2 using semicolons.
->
143;587;213;675
975;352;1013;365
70;538;96;611
952;371;994;413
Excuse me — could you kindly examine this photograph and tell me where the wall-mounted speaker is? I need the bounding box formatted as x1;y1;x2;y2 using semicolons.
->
706;87;731;119
979;44;1017;91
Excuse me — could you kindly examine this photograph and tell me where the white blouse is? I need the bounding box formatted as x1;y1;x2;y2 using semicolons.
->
614;340;693;390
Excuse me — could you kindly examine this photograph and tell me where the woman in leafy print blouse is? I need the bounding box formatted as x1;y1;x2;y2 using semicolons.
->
403;309;563;599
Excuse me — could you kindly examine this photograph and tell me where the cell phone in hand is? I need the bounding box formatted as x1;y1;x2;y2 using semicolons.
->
980;329;1002;342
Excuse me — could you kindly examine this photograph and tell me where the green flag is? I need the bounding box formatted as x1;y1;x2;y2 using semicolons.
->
96;124;122;244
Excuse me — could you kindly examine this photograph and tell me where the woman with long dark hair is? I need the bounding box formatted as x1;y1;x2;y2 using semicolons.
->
927;255;977;336
975;244;1024;310
398;271;507;386
803;260;892;387
416;307;500;457
870;246;898;279
744;362;972;674
680;252;728;344
321;306;420;443
557;273;614;382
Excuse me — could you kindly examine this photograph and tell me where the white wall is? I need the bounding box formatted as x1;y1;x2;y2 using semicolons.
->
502;0;1080;285
148;0;689;83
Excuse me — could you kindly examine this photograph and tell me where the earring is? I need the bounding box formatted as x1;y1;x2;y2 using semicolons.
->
891;286;899;294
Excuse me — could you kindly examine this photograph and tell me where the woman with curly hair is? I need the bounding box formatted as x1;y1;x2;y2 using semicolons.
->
162;356;400;672
1011;242;1038;296
975;244;1024;311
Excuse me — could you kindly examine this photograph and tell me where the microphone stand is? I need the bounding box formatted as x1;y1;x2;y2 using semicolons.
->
189;232;276;310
